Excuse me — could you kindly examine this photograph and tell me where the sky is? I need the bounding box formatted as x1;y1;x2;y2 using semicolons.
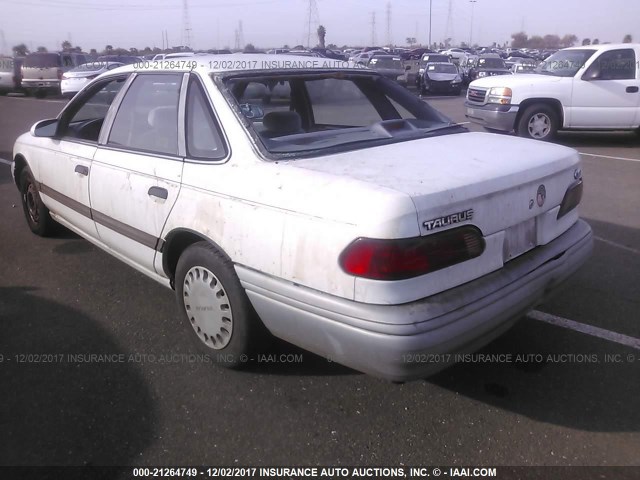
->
1;0;639;53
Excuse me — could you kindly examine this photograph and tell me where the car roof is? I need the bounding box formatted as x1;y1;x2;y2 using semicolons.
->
108;54;363;76
564;43;639;52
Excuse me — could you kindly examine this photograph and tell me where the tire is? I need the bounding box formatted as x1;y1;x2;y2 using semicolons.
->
19;169;56;236
175;242;269;368
517;104;558;141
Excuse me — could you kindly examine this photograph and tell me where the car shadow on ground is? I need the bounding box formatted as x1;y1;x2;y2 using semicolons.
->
555;131;640;149
0;162;12;186
427;317;640;432
428;219;640;432
0;287;156;465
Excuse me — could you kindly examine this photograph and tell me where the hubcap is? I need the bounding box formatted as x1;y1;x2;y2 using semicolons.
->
528;113;551;139
183;266;233;349
25;183;40;223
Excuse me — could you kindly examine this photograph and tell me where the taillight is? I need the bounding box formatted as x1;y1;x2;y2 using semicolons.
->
339;226;485;281
57;68;63;80
557;180;583;219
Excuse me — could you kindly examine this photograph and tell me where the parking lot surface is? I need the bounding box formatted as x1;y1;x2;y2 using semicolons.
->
0;93;638;467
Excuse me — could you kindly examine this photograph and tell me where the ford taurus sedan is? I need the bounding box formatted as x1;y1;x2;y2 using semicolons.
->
11;55;593;381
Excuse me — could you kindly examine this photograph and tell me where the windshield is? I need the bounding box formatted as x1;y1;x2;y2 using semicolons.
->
536;49;596;77
477;58;506;69
421;55;449;64
369;57;402;69
24;53;61;68
426;64;457;74
221;72;457;157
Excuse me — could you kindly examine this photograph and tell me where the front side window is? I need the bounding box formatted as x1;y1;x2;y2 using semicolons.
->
222;72;455;157
108;74;182;156
185;78;227;160
584;49;636;80
59;76;127;142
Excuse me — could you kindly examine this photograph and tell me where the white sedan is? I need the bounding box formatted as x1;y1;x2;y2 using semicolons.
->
60;61;123;97
11;55;592;381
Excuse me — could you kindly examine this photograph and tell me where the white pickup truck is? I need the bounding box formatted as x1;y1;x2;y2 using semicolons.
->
465;44;640;140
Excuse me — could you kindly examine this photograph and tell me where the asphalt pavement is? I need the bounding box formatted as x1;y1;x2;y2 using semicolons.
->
0;93;638;470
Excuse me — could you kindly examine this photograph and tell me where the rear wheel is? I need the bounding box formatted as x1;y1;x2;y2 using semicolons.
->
517;104;558;141
20;169;56;236
175;242;269;368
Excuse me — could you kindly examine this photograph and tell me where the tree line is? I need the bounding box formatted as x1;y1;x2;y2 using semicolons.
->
511;32;633;49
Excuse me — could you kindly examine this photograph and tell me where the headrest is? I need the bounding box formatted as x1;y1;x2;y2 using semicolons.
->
148;106;177;129
262;111;303;135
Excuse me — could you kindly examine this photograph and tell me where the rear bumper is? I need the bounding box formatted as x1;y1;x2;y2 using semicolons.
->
465;101;519;131
22;79;60;92
238;220;593;381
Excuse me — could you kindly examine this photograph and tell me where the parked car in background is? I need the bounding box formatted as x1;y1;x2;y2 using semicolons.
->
0;56;15;93
151;52;195;61
467;55;512;82
400;47;434;61
61;61;124;97
96;55;140;64
367;55;407;86
311;47;346;60
459;54;479;84
419;62;463;95
466;44;640;140
266;48;290;54
12;57;25;91
416;53;452;90
511;62;538;74
12;55;592;381
443;48;467;63
21;51;89;97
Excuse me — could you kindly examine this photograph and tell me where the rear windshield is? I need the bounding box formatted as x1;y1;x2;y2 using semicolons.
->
24;53;61;68
421;55;450;64
477;58;506;69
97;55;139;64
427;64;457;73
369;57;402;69
221;71;459;158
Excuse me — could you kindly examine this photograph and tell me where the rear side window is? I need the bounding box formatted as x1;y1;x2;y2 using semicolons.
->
24;53;61;68
108;74;182;156
185;78;227;160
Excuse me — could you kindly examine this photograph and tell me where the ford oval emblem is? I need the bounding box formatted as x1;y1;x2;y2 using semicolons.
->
536;185;546;207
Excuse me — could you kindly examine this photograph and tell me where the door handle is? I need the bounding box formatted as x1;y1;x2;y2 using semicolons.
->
626;86;639;93
74;165;89;176
148;186;168;200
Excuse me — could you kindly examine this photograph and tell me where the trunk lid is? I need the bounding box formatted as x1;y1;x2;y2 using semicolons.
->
292;131;581;245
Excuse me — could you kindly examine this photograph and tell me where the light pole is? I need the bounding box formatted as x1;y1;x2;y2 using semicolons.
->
428;0;432;48
469;0;477;47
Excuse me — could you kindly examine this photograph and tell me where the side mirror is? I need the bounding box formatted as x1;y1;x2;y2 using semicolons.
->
30;118;59;138
405;65;411;71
